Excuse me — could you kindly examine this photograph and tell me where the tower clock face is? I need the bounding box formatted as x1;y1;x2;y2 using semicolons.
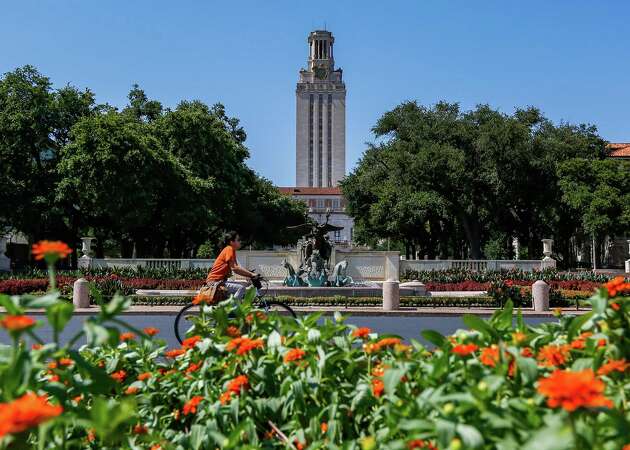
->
314;66;327;80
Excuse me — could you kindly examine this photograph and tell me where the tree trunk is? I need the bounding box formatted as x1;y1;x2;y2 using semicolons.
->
460;216;482;259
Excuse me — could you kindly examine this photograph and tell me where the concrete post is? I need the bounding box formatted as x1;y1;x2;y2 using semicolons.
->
0;237;10;272
383;280;400;311
625;240;630;274
73;278;90;308
532;280;550;311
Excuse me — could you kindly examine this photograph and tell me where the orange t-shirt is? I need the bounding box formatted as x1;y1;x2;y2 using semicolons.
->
207;246;237;281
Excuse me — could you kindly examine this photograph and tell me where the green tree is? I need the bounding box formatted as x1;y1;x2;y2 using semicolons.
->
0;65;94;264
558;158;630;264
342;101;607;262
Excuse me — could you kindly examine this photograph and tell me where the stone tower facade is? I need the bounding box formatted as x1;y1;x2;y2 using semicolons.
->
296;30;346;187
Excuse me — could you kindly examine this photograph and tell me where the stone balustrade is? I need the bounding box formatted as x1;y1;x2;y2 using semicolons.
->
400;259;553;273
79;250;553;281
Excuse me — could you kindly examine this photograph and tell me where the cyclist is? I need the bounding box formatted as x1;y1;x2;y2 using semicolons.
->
206;231;259;299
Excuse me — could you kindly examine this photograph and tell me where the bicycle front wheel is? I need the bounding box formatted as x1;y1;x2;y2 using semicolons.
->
254;300;297;318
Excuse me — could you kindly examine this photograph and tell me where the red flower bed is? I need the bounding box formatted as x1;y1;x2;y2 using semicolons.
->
0;279;49;295
424;281;490;291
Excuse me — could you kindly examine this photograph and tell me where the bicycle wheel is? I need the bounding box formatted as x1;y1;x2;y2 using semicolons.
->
253;300;297;318
174;303;202;345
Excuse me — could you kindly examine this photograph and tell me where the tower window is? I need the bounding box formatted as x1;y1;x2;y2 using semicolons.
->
318;94;323;187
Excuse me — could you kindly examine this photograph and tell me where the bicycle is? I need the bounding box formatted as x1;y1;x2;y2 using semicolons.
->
173;275;297;345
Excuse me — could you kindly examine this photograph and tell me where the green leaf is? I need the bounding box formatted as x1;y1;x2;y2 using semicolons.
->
421;329;446;347
567;311;593;340
20;291;60;309
103;294;131;317
516;355;538;384
46;301;74;333
456;423;484;448
383;368;405;396
0;294;21;314
462;314;498;340
189;424;205;450
84;320;110;346
492;300;513;330
243;286;257;303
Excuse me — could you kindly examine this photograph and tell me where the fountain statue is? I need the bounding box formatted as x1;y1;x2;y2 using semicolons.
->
282;212;352;287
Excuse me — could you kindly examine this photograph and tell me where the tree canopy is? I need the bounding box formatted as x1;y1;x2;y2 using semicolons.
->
0;66;307;263
341;101;625;265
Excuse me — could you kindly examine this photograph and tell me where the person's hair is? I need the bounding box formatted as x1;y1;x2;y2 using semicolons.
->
222;231;239;247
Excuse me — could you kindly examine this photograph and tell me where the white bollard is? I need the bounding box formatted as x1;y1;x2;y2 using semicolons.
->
383;280;400;311
73;278;90;308
532;280;550;312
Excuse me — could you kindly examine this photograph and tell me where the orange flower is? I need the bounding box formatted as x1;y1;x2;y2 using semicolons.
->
87;429;96;442
31;240;72;261
227;375;249;394
452;343;478;356
375;337;402;350
182;396;204;415
133;424;148;434
321;422;328;433
371;378;384;398
48;361;58;370
537;344;570;367
182;335;202;350
58;358;73;367
604;276;630;298
219;391;232;405
407;439;438;449
137;372;152;381
363;343;378;354
570;339;586;350
284;348;306;363
521;347;534;358
165;348;186;358
119;332;136;342
226;337;246;351
150;445;162;450
0;315;36;332
31;343;42;350
0;393;63;438
512;332;527;344
226;325;241;338
537;369;613;411
72;395;83;403
125;386;139;395
111;370;126;383
611;302;620;311
480;346;500;367
352;327;371;339
236;338;264;355
597;359;629;376
143;327;160;336
185;362;202;374
598;339;607;348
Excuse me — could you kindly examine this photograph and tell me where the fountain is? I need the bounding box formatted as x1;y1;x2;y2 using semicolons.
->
283;212;353;287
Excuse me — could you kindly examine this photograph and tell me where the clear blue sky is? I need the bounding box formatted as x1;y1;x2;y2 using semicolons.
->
2;1;629;185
